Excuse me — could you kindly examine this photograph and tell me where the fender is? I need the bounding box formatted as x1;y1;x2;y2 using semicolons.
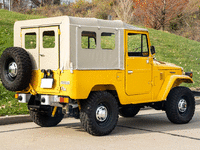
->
157;75;193;101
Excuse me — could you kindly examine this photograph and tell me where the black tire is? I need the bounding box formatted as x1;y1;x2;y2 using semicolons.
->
0;47;32;91
30;107;64;127
80;91;119;136
119;105;140;117
166;86;195;124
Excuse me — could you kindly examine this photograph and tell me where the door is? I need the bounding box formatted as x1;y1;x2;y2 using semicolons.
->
125;31;152;95
21;26;59;70
22;28;39;70
40;27;59;70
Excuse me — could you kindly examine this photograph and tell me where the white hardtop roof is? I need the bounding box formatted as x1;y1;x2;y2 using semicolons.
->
15;16;148;31
68;16;148;31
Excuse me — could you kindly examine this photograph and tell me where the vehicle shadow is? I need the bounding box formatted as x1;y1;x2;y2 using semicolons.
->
111;111;200;136
57;110;200;136
57;122;85;133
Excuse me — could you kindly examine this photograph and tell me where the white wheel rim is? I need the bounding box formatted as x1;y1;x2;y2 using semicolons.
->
8;61;18;78
178;99;187;113
96;105;108;122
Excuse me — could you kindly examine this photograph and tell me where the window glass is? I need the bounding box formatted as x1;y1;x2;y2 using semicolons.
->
142;35;148;56
128;33;149;57
101;32;115;50
25;32;36;49
43;31;55;48
81;31;96;49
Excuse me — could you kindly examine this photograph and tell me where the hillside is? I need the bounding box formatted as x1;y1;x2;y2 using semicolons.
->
0;9;43;116
0;9;200;116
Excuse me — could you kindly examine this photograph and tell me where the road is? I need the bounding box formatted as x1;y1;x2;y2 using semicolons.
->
1;105;200;150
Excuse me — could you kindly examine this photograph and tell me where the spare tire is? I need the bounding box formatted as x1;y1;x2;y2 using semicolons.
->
0;47;32;91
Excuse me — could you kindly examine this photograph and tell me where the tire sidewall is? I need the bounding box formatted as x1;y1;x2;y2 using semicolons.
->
166;87;195;124
175;90;194;121
91;95;117;129
0;47;32;91
1;50;19;84
30;107;64;127
80;91;119;135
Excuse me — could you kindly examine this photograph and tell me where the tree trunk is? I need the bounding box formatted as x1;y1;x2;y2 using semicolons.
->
161;0;166;31
51;0;54;5
2;0;5;9
9;0;12;11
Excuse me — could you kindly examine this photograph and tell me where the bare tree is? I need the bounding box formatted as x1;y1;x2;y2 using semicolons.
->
2;0;5;9
114;0;134;23
140;0;188;31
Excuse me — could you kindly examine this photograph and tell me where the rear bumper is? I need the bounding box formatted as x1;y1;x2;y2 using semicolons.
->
16;93;69;106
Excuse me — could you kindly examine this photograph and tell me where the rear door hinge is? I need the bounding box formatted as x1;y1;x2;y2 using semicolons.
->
58;29;61;35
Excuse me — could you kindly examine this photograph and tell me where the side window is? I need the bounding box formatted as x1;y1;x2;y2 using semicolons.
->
142;34;149;56
25;32;36;49
81;31;96;49
43;31;55;48
101;32;115;50
128;33;149;57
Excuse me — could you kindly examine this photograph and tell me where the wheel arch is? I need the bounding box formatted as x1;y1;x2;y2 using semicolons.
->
157;75;193;101
80;84;121;105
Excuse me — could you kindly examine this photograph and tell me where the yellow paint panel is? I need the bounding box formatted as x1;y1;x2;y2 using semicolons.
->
157;75;193;100
16;28;193;106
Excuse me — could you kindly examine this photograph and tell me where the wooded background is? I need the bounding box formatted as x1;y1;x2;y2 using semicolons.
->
0;0;199;41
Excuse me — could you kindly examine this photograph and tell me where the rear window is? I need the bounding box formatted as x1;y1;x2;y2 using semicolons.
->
25;32;36;49
43;31;55;48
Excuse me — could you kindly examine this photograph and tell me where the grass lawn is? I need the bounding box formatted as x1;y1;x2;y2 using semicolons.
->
0;9;200;116
0;9;43;116
148;28;200;87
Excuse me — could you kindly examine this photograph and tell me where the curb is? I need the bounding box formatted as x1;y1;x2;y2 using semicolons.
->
0;114;32;125
1;99;200;126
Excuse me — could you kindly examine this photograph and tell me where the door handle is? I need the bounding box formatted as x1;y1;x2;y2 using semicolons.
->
146;58;149;64
128;70;133;74
40;54;45;57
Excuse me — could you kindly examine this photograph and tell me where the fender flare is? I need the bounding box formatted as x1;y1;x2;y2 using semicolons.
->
157;75;193;101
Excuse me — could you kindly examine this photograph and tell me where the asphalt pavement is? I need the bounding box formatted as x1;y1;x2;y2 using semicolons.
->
1;104;200;150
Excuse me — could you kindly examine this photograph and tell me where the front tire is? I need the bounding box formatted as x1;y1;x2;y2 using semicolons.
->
80;91;119;136
30;106;64;127
166;86;195;124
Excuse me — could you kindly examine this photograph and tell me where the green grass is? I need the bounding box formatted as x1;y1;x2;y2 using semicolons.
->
0;9;43;116
148;28;200;87
0;84;28;116
0;9;200;116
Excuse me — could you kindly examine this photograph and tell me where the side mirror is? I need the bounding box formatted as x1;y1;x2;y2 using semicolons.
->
150;46;156;55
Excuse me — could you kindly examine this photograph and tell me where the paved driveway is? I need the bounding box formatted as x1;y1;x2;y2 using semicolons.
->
1;105;200;150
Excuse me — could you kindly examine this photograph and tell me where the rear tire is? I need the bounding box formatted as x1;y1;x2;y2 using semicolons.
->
30;106;64;127
166;86;195;124
119;105;140;117
0;47;32;91
80;91;119;136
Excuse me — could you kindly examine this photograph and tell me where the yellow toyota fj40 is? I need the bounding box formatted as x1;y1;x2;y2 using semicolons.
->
0;16;195;136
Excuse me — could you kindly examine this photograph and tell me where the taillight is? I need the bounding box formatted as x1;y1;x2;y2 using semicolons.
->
59;97;69;103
